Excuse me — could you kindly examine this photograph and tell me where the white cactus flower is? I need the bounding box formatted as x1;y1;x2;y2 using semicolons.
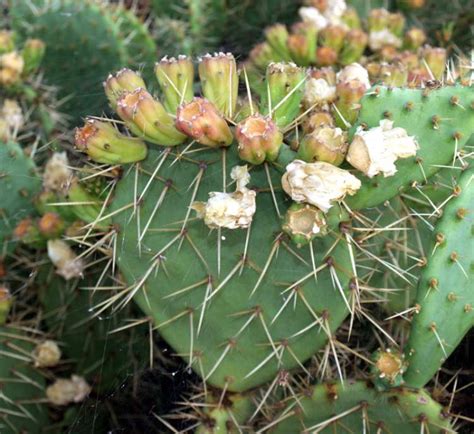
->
1;99;23;132
47;240;84;280
299;7;328;30
46;375;91;406
282;160;361;212
299;0;347;29
346;120;419;178
303;78;337;108
192;165;256;229
369;29;402;51
33;340;62;368
337;63;371;90
43;152;73;194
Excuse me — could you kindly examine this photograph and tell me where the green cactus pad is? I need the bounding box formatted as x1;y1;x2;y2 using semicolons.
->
0;326;49;433
0;142;41;254
404;167;473;387
270;380;452;433
346;84;474;209
110;144;353;392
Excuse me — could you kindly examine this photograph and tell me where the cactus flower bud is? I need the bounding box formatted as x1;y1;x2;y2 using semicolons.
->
38;212;65;239
378;62;408;87
236;115;283;164
297;126;348;165
333;79;367;129
371;348;407;391
0;51;24;85
340;29;368;65
341;7;361;29
421;46;447;80
316;46;338;66
303;77;336;110
282;160;361;212
319;25;347;54
175;98;233;148
387;12;405;38
47;239;84;280
368;9;389;32
116;88;186;146
14;218;41;245
0;286;12;325
287;26;317;66
43;152;73;195
198;53;238;118
403;28;426;51
104;68;147;110
336;63;371;90
346;119;418;178
46;375;91;406
75;118;148;164
263;62;306;128
191;165;256;229
249;42;282;70
21;39;45;76
265;24;292;61
0;30;15;54
33;340;62;368
283;203;327;247
302;110;334;133
155;55;194;113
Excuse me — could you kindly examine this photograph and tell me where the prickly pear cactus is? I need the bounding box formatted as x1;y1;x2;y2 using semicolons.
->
0;325;49;432
404;167;474;387
0;142;40;253
268;380;453;433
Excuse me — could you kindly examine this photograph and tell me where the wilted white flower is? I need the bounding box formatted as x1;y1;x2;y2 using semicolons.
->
47;239;84;280
43;152;73;194
303;78;336;108
346;119;419;178
299;0;347;29
46;375;91;406
192;165;256;229
33;340;62;368
337;63;371;90
0;51;24;85
369;29;402;51
282;160;361;212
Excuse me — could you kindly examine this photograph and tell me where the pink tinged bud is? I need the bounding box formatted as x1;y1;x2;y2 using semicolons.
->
236;115;283;165
316;46;338;66
281;160;361;212
297;126;348;166
155;55;194;114
75;118;148;164
175;98;233;148
0;286;12;325
104;68;147;110
13;217;41;245
421;46;447;80
116;88;186;146
283;202;327;247
333;79;367;129
198;53;238;118
403;28;426;51
38;212;65;239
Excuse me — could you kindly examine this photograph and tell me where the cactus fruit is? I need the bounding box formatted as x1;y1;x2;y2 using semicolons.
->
0;142;41;253
404;167;474;387
269;380;453;433
0;325;49;432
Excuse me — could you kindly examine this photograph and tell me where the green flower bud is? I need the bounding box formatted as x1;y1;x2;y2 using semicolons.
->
371;348;407;391
67;182;111;229
155;55;194;114
236;115;283;164
262;62;306;128
116;88;186;146
0;31;15;54
282;203;327;247
341;7;361;29
388;12;406;37
340;29;368;66
264;24;292;61
368;9;389;32
421;46;447;80
0;286;12;326
333;79;366;129
21;39;45;76
75;118;148;164
249;42;282;70
319;25;347;54
104;68;147;110
403;28;426;51
297;126;348;166
13;217;42;246
288;22;318;66
198;52;238;118
379;62;408;87
176;98;233;148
